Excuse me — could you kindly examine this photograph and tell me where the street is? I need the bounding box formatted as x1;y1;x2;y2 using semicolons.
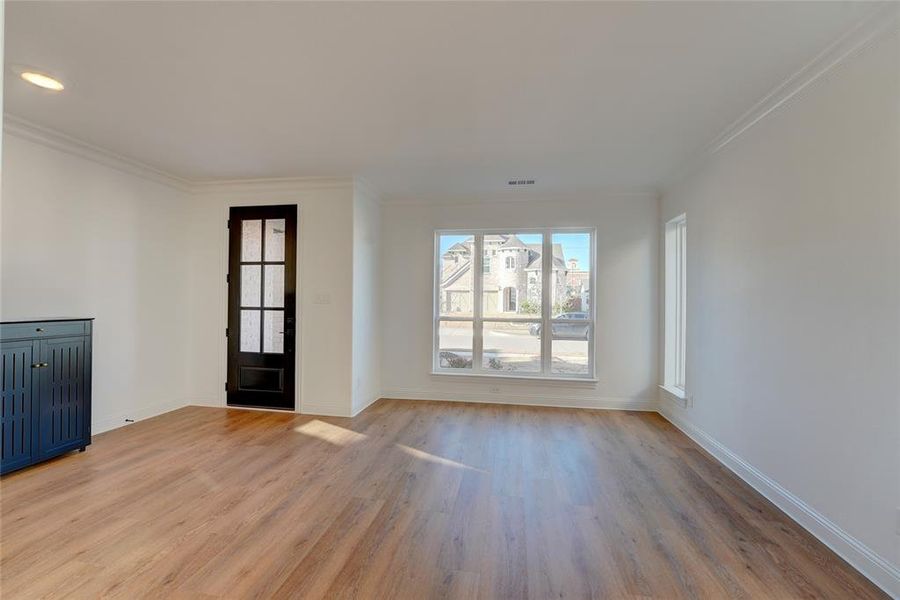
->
439;325;588;374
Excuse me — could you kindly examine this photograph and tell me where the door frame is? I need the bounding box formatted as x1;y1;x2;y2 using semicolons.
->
220;200;302;413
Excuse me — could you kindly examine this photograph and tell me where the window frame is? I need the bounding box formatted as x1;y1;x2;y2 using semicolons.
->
663;214;687;396
433;227;597;381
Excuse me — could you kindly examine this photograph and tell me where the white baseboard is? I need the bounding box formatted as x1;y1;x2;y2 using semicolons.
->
658;406;900;599
186;398;226;409
299;404;353;418
188;398;354;417
351;393;381;417
92;398;188;435
381;388;657;412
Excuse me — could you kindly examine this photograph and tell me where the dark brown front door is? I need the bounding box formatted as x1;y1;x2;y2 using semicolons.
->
227;205;297;410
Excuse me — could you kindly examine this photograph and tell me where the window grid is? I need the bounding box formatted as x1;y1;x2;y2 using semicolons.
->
240;218;286;354
433;229;595;380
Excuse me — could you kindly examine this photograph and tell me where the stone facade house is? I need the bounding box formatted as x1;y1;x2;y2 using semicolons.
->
440;234;589;315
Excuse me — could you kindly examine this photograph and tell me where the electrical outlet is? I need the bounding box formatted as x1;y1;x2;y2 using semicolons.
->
313;292;332;305
489;386;501;394
687;394;694;408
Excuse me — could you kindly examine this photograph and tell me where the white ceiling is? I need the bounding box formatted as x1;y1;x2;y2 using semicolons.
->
4;1;878;200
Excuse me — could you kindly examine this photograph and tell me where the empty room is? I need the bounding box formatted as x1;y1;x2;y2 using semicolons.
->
1;1;898;598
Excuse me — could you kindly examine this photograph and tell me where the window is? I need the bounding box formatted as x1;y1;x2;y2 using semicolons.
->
664;214;687;395
434;230;595;379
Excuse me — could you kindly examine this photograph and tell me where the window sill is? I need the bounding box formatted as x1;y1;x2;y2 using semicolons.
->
431;370;598;384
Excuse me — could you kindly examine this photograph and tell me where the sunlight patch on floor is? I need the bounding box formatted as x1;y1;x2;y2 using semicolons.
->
395;443;485;472
294;420;367;445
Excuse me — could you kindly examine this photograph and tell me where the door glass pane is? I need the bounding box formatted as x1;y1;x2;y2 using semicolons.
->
263;310;284;353
265;219;286;262
264;265;285;308
482;233;542;318
552;327;590;376
241;220;262;262
438;320;472;369
438;234;474;317
241;265;261;307
240;310;260;352
551;232;591;318
482;321;541;373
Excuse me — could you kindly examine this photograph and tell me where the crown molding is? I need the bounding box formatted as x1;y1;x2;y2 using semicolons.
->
661;2;900;191
380;187;660;208
381;188;660;208
352;176;385;205
3;114;354;196
189;176;354;196
2;113;652;203
12;0;895;203
3;113;193;192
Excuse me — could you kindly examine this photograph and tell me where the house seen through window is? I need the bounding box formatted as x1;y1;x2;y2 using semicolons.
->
435;230;594;379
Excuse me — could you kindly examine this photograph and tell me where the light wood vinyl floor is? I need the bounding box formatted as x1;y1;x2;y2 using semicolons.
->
0;400;887;599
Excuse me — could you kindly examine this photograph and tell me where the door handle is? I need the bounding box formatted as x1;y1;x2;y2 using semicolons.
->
31;362;49;368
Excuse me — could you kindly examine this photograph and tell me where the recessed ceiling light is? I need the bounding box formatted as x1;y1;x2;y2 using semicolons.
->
21;71;64;91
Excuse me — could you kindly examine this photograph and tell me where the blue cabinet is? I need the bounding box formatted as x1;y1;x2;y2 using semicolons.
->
1;319;92;475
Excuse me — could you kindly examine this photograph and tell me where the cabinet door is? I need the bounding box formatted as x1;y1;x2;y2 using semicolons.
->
0;340;38;474
38;336;88;457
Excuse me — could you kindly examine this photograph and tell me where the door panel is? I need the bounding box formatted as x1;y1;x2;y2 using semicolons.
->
227;205;297;410
37;336;88;457
0;340;37;473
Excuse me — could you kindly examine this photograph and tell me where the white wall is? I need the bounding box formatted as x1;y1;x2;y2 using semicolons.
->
381;193;659;410
351;181;383;415
1;137;374;424
0;2;4;199
659;29;900;595
185;180;356;417
1;133;193;433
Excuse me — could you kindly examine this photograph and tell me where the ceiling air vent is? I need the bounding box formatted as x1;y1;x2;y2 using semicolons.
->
508;179;535;186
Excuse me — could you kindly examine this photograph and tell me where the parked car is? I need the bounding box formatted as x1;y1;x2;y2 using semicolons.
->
529;312;590;340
